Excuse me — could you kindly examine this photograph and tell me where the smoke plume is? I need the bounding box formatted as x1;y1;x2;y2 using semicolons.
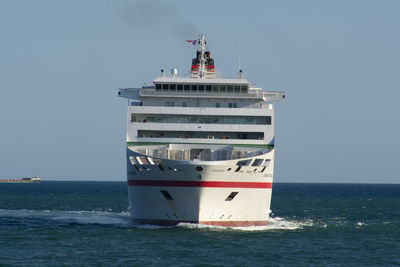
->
120;0;199;40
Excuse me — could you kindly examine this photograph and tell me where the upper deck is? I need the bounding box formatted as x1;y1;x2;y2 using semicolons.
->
118;34;285;103
119;35;285;161
118;80;285;102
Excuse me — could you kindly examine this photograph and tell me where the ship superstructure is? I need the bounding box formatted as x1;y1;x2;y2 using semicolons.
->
118;35;285;226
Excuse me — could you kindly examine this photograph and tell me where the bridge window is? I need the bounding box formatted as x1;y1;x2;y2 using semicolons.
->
138;130;264;140
252;159;264;166
262;159;271;167
237;160;251;166
155;83;248;94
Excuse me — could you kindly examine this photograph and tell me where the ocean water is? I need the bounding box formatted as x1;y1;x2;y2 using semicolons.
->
0;182;399;266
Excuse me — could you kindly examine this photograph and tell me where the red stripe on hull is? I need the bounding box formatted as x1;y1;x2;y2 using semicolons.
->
133;218;268;227
127;180;272;188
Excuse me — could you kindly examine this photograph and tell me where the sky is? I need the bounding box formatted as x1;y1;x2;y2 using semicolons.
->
0;0;399;183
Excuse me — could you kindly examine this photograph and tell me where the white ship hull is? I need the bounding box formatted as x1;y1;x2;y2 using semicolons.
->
127;148;274;226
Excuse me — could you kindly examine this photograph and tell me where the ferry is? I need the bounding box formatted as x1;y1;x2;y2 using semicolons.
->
0;171;40;183
118;35;285;226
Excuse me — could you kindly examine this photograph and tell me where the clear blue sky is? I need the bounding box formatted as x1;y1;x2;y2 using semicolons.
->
1;0;399;183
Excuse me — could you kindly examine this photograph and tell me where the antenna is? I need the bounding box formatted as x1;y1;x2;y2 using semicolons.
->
238;50;243;79
238;50;241;73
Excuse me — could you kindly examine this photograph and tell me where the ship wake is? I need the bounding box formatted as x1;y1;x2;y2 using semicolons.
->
0;209;313;231
0;209;131;227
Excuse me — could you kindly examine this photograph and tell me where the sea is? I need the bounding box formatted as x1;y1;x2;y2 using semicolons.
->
0;182;399;266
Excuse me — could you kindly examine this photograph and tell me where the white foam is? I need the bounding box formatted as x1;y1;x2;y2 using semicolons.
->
356;221;364;227
176;216;313;231
53;210;131;226
265;216;313;230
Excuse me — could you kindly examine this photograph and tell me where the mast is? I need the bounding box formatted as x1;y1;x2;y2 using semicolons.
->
199;34;206;79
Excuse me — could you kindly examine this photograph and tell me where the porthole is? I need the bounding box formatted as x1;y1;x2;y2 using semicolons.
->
227;168;232;171
196;166;203;172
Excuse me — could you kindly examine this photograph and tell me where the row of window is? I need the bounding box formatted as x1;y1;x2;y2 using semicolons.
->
137;130;264;140
155;83;248;93
129;156;270;175
133;147;270;161
164;101;239;108
232;158;271;173
131;155;270;169
131;114;271;125
236;158;270;167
